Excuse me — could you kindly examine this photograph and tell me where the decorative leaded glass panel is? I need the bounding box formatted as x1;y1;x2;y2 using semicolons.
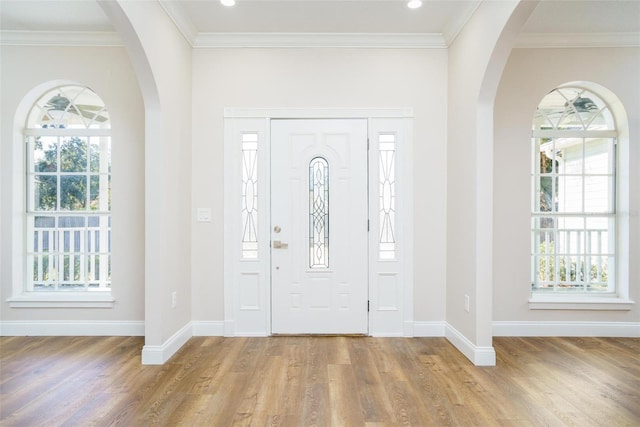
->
379;134;396;259
241;133;259;259
309;157;329;268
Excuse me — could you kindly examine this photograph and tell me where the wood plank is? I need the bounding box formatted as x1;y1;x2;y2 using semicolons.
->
1;336;638;426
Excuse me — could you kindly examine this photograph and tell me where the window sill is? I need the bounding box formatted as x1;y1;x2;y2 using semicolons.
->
7;292;115;308
529;295;635;311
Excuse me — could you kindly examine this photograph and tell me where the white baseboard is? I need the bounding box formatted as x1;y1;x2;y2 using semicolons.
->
493;321;640;337
413;321;446;337
141;322;192;365
445;323;496;366
223;320;235;337
0;320;144;336
192;321;225;336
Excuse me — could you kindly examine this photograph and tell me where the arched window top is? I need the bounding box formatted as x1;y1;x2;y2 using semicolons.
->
26;85;109;130
533;86;615;132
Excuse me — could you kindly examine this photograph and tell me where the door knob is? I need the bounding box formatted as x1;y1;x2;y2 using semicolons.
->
274;225;282;233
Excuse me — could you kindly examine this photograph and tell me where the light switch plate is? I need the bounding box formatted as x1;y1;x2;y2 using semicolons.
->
196;208;211;222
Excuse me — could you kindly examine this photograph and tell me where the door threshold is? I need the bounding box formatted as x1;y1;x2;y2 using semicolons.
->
271;333;368;337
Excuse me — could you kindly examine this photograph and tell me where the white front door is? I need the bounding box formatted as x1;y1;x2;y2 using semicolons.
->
271;119;368;334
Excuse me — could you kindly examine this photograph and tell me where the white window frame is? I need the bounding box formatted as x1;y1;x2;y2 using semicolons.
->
529;85;634;310
7;85;114;308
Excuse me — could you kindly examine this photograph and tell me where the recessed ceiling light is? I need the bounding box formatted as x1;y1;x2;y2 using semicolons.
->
221;0;235;6
407;0;422;9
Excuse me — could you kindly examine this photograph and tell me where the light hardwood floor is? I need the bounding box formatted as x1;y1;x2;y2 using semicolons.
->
1;335;638;426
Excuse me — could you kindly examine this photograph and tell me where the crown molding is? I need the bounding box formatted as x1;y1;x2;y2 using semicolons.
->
194;32;446;49
515;32;640;48
3;29;637;50
441;0;482;47
0;30;122;47
158;0;198;46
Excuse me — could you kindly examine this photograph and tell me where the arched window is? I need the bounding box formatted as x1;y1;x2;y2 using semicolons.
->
25;85;111;291
531;85;616;294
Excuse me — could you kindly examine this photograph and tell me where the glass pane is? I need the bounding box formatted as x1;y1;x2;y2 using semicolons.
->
241;133;258;259
537;177;554;212
60;176;87;210
27;86;110;130
586;108;614;131
535;87;615;132
309;157;329;269
584;176;612;213
536;142;556;174
34;175;57;211
89;176;108;210
379;134;396;259
557;176;582;213
532;217;556;288
32;136;58;172
584;138;613;174
89;138;101;173
60;137;87;172
558;139;583;174
33;216;57;253
557;110;584;130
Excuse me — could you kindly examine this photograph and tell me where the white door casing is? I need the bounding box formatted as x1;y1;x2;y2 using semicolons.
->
223;108;413;337
270;119;368;334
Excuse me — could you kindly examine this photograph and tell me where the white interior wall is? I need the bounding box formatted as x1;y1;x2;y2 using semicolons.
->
190;48;449;324
493;47;640;323
0;45;145;323
446;0;536;355
106;0;194;352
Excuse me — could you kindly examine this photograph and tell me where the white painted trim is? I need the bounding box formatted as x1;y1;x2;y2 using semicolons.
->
3;29;637;50
194;33;445;49
0;320;144;336
441;1;483;47
192;321;225;336
528;296;635;311
7;292;115;308
413;321;446;337
515;32;640;49
0;30;122;47
225;109;414;338
532;130;617;139
445;323;496;366
224;107;414;119
141;322;192;365
158;0;198;46
493;321;640;337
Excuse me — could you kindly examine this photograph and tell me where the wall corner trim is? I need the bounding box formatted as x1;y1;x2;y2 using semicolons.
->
445;323;496;366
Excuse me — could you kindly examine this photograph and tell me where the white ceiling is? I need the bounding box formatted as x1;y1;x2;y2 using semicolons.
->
176;0;479;34
0;0;114;32
1;0;639;47
522;0;640;34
